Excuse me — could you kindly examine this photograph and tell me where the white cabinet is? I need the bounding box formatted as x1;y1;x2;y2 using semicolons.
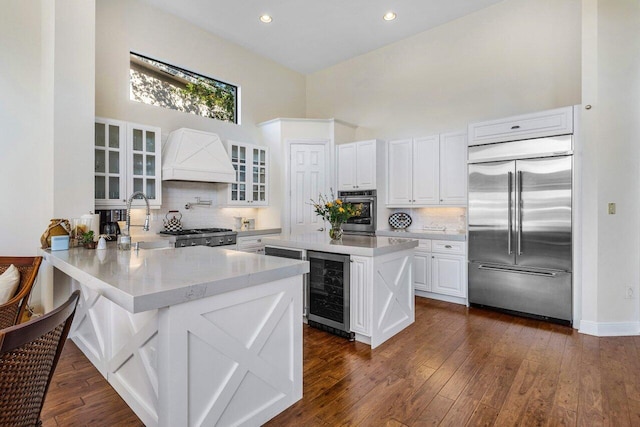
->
413;239;467;301
431;254;466;297
227;141;268;206
413;250;431;292
337;140;377;191
349;256;372;336
439;131;468;204
387;132;466;207
95;118;162;208
236;233;280;254
387;136;439;206
468;106;573;146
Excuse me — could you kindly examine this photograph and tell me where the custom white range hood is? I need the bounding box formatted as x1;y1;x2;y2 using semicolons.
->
162;128;235;183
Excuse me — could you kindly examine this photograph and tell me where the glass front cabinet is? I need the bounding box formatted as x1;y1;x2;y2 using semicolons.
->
95;118;162;208
227;141;268;206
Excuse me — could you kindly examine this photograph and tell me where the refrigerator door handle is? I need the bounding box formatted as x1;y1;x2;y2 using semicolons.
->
507;171;513;255
517;170;523;255
477;264;558;277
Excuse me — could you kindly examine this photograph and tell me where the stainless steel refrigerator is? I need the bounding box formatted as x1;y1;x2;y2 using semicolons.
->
467;135;573;324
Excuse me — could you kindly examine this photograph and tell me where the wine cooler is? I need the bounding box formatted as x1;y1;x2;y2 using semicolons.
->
306;250;353;339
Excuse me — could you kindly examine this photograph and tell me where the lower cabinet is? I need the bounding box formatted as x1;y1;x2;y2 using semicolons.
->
413;246;432;293
349;255;372;336
431;254;466;297
413;239;467;301
236;233;280;254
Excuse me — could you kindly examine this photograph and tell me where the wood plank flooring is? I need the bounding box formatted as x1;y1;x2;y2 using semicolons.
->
42;297;640;426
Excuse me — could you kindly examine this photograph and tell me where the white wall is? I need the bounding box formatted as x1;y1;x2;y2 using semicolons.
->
580;0;640;332
306;0;581;140
1;1;52;256
95;0;307;227
1;0;95;312
95;0;305;145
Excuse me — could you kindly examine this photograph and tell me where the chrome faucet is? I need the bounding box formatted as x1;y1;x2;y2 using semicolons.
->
125;191;150;236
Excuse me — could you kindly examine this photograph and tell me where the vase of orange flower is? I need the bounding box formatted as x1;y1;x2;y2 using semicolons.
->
311;191;362;241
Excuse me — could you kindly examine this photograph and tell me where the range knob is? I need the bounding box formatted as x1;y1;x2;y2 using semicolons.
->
205;240;211;246
180;242;186;247
218;238;224;244
191;242;197;246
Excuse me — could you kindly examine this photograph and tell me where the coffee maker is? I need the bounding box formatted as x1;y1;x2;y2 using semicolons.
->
96;209;127;239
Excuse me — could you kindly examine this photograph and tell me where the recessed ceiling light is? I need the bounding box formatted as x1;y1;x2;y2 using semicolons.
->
383;11;397;21
259;14;272;24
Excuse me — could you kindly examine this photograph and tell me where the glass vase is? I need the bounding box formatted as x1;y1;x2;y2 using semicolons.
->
329;222;344;241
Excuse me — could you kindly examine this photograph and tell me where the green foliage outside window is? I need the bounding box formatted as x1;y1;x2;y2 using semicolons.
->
129;52;238;124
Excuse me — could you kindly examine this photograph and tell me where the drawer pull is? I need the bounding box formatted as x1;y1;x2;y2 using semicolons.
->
445;245;452;249
511;125;520;129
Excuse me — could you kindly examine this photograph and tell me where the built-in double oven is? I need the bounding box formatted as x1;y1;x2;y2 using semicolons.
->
337;190;376;236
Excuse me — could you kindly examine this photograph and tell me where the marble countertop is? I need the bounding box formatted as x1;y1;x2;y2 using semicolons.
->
43;245;308;313
376;229;467;241
262;233;418;257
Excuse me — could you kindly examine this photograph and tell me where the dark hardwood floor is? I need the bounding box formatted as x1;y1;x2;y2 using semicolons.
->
42;298;640;426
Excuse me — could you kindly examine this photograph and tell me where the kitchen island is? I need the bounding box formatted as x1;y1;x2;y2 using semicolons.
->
263;234;418;349
43;245;308;427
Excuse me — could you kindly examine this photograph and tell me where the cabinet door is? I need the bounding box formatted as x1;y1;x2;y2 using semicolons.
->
468;106;573;146
413;250;431;292
337;143;357;191
350;256;371;336
250;146;268;206
355;140;376;190
95;118;127;207
439;131;468;205
412;136;439;205
127;123;162;208
387;139;413;206
229;142;249;204
431;254;465;297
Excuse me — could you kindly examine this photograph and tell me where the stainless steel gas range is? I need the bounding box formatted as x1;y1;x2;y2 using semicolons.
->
159;228;237;248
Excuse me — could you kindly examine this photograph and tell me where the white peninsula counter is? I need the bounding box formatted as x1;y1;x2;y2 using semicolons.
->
43;245;308;427
263;234;418;349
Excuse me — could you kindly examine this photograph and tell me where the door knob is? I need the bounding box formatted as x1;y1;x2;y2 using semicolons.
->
317;228;324;232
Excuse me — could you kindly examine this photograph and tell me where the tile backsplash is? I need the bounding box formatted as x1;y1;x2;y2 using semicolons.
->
127;181;261;234
387;207;466;232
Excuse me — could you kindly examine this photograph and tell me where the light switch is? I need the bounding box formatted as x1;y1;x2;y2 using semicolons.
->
608;203;616;215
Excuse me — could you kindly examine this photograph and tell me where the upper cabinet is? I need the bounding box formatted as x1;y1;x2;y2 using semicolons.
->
467;106;573;146
387;131;467;207
95;118;162;209
337;140;377;191
227;141;268;206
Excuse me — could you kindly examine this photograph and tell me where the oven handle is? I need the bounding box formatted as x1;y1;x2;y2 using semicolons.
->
343;197;375;202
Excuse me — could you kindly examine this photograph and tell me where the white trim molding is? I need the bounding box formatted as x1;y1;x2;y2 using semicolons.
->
579;320;640;337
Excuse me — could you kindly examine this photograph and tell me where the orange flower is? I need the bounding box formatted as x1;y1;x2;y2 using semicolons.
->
336;199;343;205
338;207;345;213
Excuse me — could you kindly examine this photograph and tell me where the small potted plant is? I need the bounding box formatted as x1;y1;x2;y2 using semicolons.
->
81;230;96;249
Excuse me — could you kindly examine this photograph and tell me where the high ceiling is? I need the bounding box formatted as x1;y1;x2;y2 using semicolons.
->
138;0;504;74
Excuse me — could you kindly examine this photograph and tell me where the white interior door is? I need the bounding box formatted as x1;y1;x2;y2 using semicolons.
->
289;142;329;235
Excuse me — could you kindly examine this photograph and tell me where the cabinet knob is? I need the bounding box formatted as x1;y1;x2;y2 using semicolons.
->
440;199;443;202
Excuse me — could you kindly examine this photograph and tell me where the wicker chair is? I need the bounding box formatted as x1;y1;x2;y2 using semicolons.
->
0;290;80;427
0;257;43;329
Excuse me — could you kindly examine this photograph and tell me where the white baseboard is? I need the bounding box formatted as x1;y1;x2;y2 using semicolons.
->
415;290;467;306
579;320;640;336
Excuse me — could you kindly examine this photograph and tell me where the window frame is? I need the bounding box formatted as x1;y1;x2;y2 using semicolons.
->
129;51;240;124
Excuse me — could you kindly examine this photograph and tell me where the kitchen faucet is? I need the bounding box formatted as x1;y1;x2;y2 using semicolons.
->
125;191;150;236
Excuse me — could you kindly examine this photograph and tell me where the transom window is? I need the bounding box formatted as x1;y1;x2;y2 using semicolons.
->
129;52;238;124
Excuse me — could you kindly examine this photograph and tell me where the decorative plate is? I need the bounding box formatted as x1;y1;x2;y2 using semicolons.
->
389;212;412;230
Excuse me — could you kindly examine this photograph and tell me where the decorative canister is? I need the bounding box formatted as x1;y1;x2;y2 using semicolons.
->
40;219;70;249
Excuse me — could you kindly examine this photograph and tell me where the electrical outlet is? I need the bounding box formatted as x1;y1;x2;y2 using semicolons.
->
608;203;616;214
625;286;634;299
